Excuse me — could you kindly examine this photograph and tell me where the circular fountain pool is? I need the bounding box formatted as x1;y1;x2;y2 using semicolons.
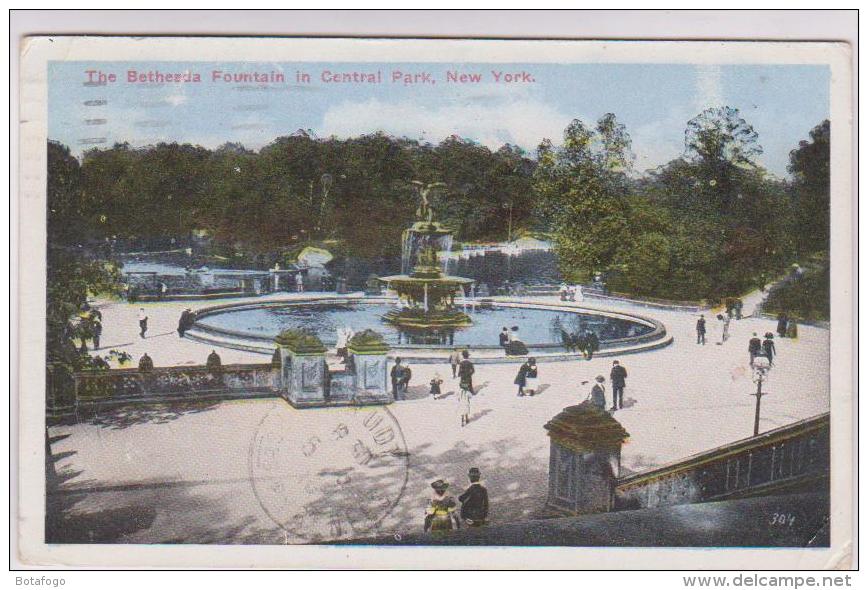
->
187;297;670;358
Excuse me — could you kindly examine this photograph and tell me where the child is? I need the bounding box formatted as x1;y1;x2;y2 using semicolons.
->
524;358;539;395
429;374;443;399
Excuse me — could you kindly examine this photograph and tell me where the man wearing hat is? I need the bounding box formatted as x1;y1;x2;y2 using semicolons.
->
610;360;628;411
458;468;490;527
424;479;460;534
762;332;777;366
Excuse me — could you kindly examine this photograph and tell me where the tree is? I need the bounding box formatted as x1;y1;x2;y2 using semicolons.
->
685;106;762;212
788;120;830;254
533;115;635;281
47;141;122;372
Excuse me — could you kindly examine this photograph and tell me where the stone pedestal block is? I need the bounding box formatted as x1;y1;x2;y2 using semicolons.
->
348;351;390;405
544;402;629;515
279;346;328;407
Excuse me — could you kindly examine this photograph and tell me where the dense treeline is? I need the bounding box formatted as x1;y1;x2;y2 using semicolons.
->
47;109;830;367
67;132;537;258
534;108;830;302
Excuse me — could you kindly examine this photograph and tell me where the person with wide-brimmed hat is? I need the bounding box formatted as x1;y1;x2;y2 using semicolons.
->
424;479;460;534
588;375;607;409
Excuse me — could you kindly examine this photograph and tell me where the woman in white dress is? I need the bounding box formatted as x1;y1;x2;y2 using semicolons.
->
458;385;472;427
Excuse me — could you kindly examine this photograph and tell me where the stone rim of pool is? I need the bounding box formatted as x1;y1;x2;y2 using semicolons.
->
184;295;672;362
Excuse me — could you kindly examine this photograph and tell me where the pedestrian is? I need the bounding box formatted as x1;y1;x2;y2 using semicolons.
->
505;326;528;356
138;352;154;372
458;350;475;396
391;358;405;400
587;331;599;360
91;320;102;350
399;364;412;393
575;331;588;359
524;358;538;395
721;313;731;343
589;375;607;409
610;360;627;411
514;359;530;397
777;312;789;338
206;349;222;372
424;479;461;534
449;348;462;378
573;284;584;303
295;272;304;293
138;308;148;339
177;309;194;338
763;333;777;366
158;281;168;300
458;467;489;528
458;383;472;427
429;374;443;399
735;299;743;320
713;313;728;344
498;327;509;348
786;318;799;339
748;333;762;367
696;315;706;345
559;282;570;301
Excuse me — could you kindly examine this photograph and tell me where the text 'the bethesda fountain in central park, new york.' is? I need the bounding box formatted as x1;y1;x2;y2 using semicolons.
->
378;181;474;332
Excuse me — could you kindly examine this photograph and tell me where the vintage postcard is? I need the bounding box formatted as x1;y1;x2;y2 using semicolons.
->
16;36;854;569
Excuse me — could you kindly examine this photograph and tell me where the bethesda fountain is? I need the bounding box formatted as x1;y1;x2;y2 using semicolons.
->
378;181;474;331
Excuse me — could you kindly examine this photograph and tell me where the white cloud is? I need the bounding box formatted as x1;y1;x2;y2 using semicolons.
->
319;96;574;152
695;65;723;112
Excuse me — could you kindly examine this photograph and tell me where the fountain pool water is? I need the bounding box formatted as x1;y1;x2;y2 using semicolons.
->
190;298;665;352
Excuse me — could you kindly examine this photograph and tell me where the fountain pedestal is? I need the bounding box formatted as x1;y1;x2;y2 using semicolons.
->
379;218;474;331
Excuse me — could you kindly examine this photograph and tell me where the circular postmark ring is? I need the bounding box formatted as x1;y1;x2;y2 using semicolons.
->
248;403;409;543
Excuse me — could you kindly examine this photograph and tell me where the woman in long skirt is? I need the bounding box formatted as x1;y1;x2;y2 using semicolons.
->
424;479;460;534
458;385;472;427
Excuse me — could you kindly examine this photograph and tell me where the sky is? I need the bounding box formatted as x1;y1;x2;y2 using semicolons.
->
48;61;830;177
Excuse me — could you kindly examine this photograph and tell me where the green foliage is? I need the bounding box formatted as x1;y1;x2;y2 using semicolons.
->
47;141;123;373
274;328;327;353
536;107;826;302
533;114;635;282
47;109;830;313
347;329;389;353
67;133;536;261
763;259;830;322
788;120;830;255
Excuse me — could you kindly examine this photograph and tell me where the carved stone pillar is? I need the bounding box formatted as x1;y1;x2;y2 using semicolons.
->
544;402;629;515
278;347;327;407
347;334;391;405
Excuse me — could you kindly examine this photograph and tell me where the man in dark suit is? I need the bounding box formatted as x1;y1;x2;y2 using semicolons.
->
696;315;707;345
586;331;600;360
391;357;405;399
458;467;489;527
748;333;763;367
610;360;628;411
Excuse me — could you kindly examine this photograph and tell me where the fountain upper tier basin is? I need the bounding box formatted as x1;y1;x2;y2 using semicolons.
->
186;296;672;361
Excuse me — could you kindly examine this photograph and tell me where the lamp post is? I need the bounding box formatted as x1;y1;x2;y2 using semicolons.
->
502;201;514;243
750;356;772;436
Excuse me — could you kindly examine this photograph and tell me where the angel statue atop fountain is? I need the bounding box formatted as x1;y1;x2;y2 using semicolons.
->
411;180;446;223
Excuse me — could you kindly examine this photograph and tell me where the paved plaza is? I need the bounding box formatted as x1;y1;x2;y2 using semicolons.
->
47;293;830;543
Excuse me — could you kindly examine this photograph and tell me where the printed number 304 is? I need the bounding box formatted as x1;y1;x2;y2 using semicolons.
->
770;512;796;527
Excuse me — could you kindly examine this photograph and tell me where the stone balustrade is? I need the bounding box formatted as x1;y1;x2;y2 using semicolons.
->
614;413;830;510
